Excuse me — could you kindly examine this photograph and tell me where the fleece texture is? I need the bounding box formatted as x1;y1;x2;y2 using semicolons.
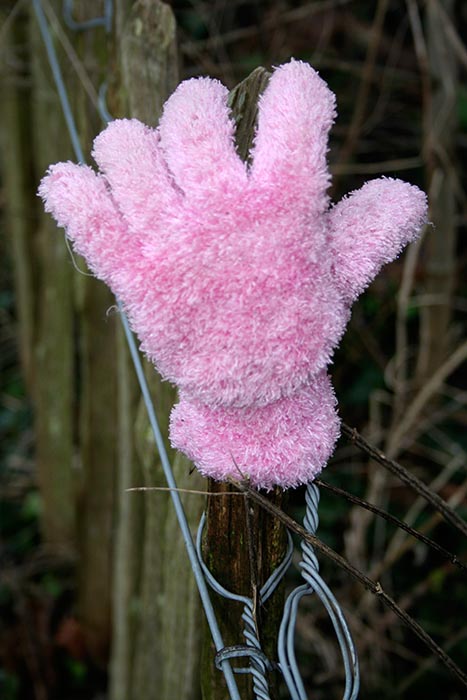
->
171;374;340;488
39;60;428;488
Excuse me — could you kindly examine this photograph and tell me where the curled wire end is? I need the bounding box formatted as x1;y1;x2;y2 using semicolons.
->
215;645;276;673
63;0;113;32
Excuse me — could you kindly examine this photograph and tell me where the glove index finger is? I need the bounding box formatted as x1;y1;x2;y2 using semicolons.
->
250;60;336;208
92;118;181;234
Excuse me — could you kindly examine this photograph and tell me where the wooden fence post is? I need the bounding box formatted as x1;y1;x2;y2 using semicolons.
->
27;0;77;550
201;68;288;700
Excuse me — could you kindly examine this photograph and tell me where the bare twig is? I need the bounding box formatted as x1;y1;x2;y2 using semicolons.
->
370;474;467;582
182;0;355;54
341;422;467;538
127;486;237;496
406;0;433;169
382;452;464;565
331;155;423;175
397;625;467;695
393;232;426;418
315;479;467;572
432;0;467;72
390;340;467;449
0;0;27;53
406;0;430;73
227;477;467;690
336;0;390;168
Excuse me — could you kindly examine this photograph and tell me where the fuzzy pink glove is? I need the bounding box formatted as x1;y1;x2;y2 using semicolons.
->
39;60;427;488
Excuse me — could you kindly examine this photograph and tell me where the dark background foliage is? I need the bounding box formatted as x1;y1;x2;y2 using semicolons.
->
1;1;466;699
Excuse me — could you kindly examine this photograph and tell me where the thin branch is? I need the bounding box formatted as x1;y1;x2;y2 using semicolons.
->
331;155;423;175
432;0;467;73
0;0;27;52
42;0;100;111
315;478;467;572
227;477;467;690
375;454;464;580
393;231;426;418
336;0;390;168
372;477;467;583
181;0;355;54
391;341;467;452
127;486;237;496
341;423;467;538
397;625;467;695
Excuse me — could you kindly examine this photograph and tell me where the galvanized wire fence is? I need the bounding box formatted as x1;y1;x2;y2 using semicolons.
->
31;1;360;697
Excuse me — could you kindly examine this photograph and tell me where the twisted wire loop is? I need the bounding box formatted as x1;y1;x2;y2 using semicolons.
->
197;512;294;700
63;0;113;33
278;482;360;700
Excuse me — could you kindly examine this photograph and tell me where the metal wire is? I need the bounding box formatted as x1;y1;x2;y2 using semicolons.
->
63;0;113;32
98;80;113;123
33;0;84;162
278;482;360;699
197;512;294;700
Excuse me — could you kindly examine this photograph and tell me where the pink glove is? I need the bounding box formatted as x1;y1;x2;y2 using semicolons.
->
39;60;427;488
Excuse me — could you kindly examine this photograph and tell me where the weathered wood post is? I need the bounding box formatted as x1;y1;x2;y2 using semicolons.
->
201;68;288;700
27;0;77;551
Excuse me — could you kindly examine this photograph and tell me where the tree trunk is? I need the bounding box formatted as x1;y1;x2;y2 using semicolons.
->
416;0;458;382
28;0;76;550
1;11;36;392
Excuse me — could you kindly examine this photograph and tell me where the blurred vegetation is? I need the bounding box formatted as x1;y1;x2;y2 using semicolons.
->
1;0;467;699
